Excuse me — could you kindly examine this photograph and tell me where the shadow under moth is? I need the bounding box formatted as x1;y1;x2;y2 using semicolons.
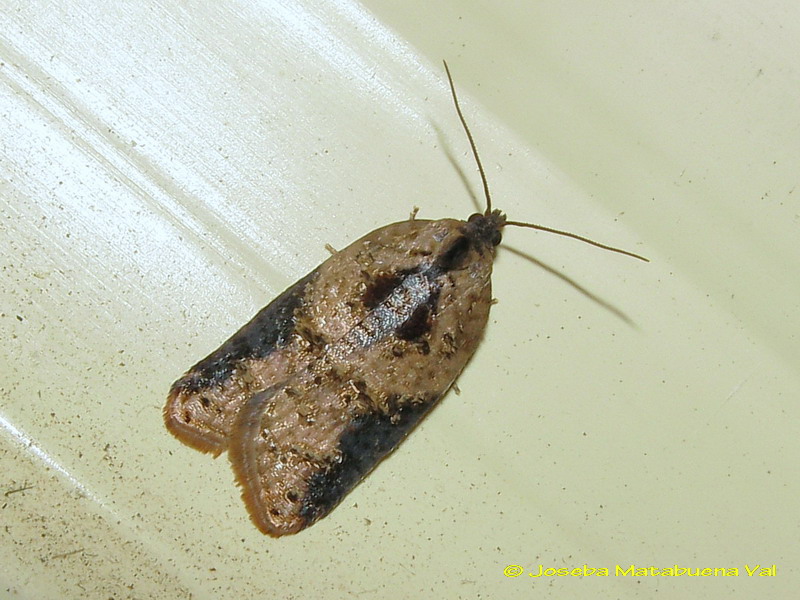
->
164;62;647;536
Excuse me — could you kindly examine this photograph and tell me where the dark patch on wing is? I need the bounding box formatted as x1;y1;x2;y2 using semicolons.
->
298;394;438;524
396;301;434;341
296;324;328;348
175;269;318;392
429;236;471;277
362;270;409;309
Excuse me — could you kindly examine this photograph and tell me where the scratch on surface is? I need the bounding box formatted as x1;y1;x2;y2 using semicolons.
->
722;375;750;407
0;414;104;507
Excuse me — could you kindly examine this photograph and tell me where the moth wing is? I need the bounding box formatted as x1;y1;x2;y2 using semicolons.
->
164;218;469;456
226;218;496;535
164;270;318;455
229;374;443;536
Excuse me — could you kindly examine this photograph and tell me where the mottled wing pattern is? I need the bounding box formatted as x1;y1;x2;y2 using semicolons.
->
164;271;318;455
166;217;497;535
230;375;444;536
227;219;495;535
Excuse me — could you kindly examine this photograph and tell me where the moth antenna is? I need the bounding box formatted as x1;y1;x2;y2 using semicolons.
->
443;60;493;214
443;61;648;263
505;220;650;262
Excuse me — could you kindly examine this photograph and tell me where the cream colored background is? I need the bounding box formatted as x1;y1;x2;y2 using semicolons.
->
1;1;797;598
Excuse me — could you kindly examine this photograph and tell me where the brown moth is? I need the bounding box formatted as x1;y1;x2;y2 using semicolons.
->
164;62;647;536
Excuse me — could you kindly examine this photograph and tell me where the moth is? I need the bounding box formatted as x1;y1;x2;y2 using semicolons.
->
164;62;647;536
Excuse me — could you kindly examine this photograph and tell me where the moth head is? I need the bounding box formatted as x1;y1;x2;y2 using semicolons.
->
464;209;506;248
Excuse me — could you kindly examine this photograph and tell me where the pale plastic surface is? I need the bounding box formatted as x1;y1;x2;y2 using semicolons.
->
1;2;798;599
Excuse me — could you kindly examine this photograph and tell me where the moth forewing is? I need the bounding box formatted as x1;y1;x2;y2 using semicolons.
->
223;217;497;535
164;62;645;536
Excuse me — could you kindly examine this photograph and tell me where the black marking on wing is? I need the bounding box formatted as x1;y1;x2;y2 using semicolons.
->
299;395;438;524
396;298;436;341
177;269;318;392
362;271;408;309
429;236;472;276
